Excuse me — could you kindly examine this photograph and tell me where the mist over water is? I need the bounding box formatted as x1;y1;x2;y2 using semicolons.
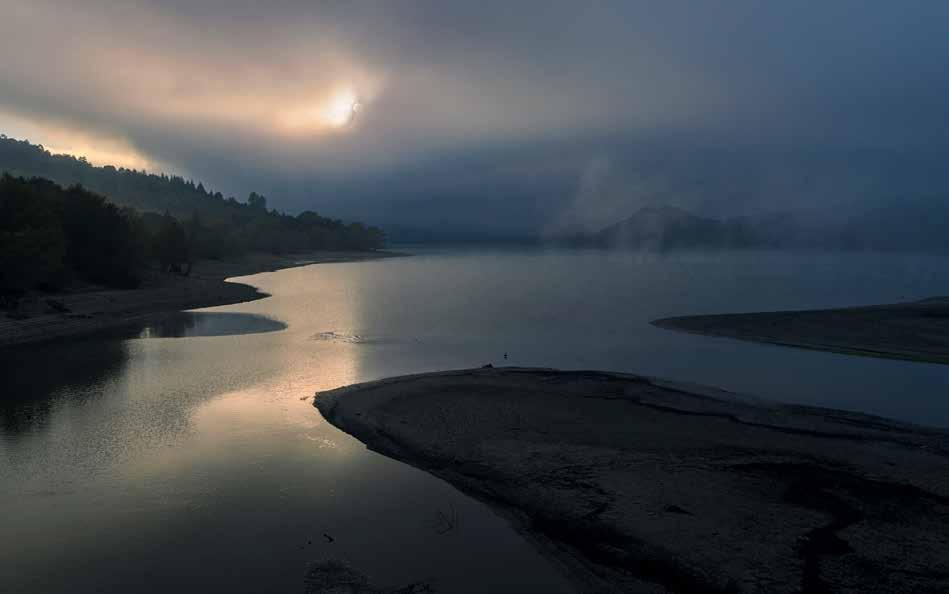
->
3;247;949;593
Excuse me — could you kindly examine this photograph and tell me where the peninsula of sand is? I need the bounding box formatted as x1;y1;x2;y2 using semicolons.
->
652;297;949;365
0;250;403;348
315;366;949;594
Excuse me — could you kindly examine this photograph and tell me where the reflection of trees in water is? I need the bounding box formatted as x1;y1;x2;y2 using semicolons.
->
109;312;286;339
91;312;286;341
0;338;130;436
146;312;286;337
91;312;198;340
141;312;199;338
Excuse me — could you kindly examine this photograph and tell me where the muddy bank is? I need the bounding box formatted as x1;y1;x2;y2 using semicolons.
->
315;367;949;593
653;297;949;364
0;250;404;348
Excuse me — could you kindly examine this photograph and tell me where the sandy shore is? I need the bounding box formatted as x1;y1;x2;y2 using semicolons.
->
0;250;404;348
653;297;949;364
315;367;949;593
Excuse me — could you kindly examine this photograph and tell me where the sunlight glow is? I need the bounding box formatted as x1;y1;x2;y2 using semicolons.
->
0;111;157;171
277;88;362;135
322;89;360;128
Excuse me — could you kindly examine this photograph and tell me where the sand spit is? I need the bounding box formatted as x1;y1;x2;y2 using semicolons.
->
653;297;949;364
0;250;405;348
315;367;949;593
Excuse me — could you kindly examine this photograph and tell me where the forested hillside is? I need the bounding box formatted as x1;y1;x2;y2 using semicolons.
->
0;135;385;256
1;175;147;297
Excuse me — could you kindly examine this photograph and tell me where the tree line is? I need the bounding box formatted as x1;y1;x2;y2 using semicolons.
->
0;173;385;299
1;175;144;298
0;136;387;302
0;134;385;258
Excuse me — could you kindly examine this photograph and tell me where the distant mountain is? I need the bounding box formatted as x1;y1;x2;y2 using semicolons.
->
577;201;949;253
593;205;762;250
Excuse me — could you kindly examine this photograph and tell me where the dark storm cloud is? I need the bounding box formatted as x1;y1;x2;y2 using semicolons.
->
2;1;949;233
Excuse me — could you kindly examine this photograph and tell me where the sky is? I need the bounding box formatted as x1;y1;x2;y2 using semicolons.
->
2;1;949;235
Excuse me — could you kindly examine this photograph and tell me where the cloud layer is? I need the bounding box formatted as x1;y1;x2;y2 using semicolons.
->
3;1;949;233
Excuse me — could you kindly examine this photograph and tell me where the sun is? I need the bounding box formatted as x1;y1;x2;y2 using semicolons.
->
276;88;363;134
322;89;360;128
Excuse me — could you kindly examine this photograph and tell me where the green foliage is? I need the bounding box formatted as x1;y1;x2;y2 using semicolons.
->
154;212;191;273
0;135;386;257
0;174;140;295
0;134;388;302
247;192;267;211
0;226;67;295
60;185;141;287
0;176;67;295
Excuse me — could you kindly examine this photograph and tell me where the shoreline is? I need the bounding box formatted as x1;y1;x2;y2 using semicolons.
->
0;250;406;348
652;297;949;365
315;367;949;593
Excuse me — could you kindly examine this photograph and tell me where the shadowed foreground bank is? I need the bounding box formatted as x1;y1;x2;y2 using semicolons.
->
653;297;949;365
315;367;949;593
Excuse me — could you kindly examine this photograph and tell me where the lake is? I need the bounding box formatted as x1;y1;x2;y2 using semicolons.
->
3;247;949;592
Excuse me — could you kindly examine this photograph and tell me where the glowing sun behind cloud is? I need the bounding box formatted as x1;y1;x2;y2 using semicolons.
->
278;88;362;135
323;89;361;128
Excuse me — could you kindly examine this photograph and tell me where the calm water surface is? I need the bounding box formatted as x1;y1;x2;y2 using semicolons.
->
3;247;949;593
